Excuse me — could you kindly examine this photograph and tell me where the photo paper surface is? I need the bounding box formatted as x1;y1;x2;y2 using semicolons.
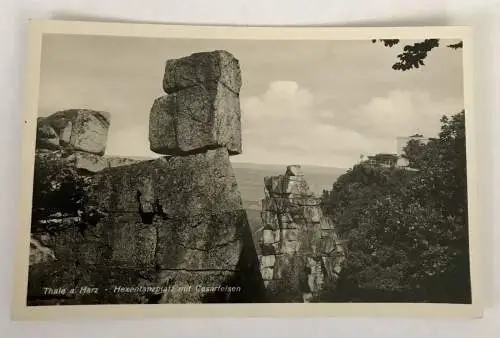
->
12;20;481;319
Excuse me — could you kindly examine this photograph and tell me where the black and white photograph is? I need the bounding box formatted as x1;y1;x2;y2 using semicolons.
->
13;21;480;318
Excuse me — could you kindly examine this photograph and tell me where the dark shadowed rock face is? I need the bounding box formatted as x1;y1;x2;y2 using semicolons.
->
28;148;266;304
258;165;346;302
37;109;111;155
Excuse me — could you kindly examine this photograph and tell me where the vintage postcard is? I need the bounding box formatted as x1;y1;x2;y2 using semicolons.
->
11;20;482;319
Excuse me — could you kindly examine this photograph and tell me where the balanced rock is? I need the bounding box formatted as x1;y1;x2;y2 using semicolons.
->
259;165;346;302
28;50;267;306
150;51;242;155
37;109;111;155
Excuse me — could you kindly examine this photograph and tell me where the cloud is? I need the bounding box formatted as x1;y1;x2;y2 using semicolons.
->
350;90;463;138
238;81;378;168
237;82;464;168
320;89;463;139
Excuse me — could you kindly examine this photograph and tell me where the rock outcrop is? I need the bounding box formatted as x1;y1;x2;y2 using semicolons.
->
258;165;345;302
29;111;147;305
79;148;263;303
28;50;265;305
37;109;111;155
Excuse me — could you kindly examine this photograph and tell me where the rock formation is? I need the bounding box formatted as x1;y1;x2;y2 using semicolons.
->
37;109;111;155
150;50;242;155
28;50;266;305
258;165;346;302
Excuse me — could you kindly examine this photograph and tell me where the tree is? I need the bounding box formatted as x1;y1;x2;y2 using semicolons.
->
372;39;463;71
31;153;90;233
322;111;470;303
401;138;427;168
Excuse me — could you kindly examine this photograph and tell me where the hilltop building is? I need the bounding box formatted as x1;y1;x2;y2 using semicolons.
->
361;134;430;170
366;153;398;168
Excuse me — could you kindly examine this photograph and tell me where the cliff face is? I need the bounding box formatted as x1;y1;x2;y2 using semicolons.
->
258;165;346;302
28;50;266;305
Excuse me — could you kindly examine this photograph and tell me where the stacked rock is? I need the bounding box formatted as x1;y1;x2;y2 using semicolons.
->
150;50;242;155
28;50;267;306
259;165;346;302
75;50;264;304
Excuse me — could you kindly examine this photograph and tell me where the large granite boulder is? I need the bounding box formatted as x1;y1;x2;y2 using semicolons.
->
37;109;111;155
258;165;346;302
150;51;242;156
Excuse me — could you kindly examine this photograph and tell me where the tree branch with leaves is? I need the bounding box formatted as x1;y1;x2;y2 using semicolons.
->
372;39;463;71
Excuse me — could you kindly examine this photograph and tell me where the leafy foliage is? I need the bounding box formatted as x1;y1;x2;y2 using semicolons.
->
322;111;470;303
31;152;90;232
372;39;463;71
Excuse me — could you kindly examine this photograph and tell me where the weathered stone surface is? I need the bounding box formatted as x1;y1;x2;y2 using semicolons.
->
29;236;56;265
320;218;335;230
152;269;245;303
104;156;143;168
261;267;274;280
148;95;177;152
262;229;280;244
282;176;312;196
151;50;242;156
163;50;242;94
280;213;294;224
261;211;279;230
258;165;346;302
281;229;298;242
65;151;110;173
281;240;300;254
36;122;60;150
285;165;303;177
264;174;312;197
29;147;266;304
259;255;276;268
87;149;242;215
154;210;248;270
149;83;241;155
39;109;111;155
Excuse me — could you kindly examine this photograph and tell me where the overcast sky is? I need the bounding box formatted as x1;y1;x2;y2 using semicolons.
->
38;34;464;168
